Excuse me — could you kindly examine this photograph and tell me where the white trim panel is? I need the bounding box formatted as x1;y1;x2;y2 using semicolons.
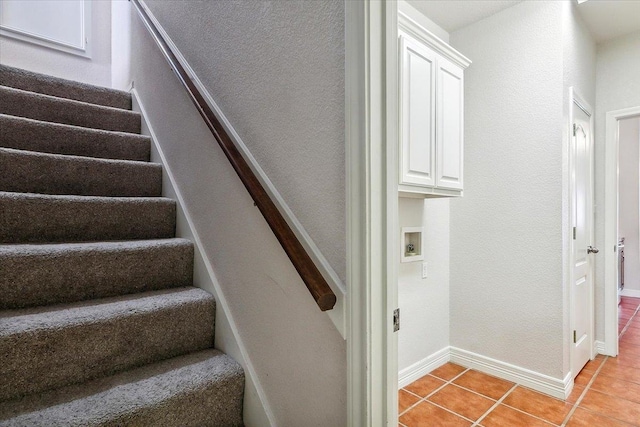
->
398;347;449;389
0;0;92;58
450;347;572;400
135;0;345;336
132;89;275;427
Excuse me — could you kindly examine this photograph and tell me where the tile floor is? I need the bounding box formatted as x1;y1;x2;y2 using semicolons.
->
399;296;640;426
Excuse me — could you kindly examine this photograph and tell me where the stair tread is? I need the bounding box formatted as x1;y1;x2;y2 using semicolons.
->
0;114;150;161
0;86;140;134
0;349;243;427
0;147;161;197
0;65;131;110
0;287;213;332
0;191;176;244
0;238;192;253
0;287;215;401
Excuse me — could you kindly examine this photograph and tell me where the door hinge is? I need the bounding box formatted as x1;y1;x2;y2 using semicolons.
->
573;330;577;344
393;308;400;332
573;227;576;240
573;123;577;136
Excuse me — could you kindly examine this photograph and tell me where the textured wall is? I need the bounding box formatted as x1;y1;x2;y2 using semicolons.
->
619;118;640;293
143;0;346;286
396;1;451;376
398;198;450;372
129;3;346;426
0;0;112;86
450;1;565;378
594;31;640;339
561;1;596;376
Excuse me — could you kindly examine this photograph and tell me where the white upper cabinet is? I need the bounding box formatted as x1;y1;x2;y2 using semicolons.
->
399;13;470;197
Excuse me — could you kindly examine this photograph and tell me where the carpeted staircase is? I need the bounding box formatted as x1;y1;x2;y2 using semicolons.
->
0;65;244;426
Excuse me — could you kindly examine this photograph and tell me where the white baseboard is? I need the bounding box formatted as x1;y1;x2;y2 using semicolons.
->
594;340;610;356
399;347;450;389
621;289;640;298
449;347;571;400
132;89;275;427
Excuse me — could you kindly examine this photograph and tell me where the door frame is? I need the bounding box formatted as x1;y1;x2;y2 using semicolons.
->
345;1;399;425
603;105;640;356
568;87;595;376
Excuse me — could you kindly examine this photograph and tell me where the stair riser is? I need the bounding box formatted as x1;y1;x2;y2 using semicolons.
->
0;193;176;243
0;241;194;309
0;65;132;110
0;87;140;133
0;149;162;197
0;114;150;161
0;293;215;401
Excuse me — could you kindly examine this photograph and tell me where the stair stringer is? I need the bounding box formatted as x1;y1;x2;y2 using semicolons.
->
132;89;274;427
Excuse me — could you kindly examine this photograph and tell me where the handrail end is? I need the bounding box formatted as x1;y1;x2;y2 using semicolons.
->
317;293;337;312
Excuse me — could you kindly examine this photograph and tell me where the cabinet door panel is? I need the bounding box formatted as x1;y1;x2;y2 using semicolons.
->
400;34;436;188
436;57;464;190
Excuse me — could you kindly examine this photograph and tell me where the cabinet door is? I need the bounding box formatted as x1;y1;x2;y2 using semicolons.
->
436;56;464;190
399;33;437;188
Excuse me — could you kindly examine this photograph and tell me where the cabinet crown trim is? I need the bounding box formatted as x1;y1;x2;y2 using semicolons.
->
399;12;471;69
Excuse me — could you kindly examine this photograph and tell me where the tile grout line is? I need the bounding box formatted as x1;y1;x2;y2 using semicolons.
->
619;301;640;338
399;368;470;417
471;383;518;427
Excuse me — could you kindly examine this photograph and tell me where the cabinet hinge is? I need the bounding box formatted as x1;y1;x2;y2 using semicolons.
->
573;330;577;344
393;308;400;332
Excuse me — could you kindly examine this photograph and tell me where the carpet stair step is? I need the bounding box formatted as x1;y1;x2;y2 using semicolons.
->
0;114;150;161
0;86;140;133
0;148;162;197
0;192;175;243
0;239;194;309
0;349;243;427
0;65;131;110
0;287;215;401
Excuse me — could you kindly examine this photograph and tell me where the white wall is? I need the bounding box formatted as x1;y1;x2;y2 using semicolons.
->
0;0;112;86
594;30;640;339
398;198;450;373
142;0;346;286
561;0;596;376
396;1;452;379
128;3;346;426
618;117;640;293
449;1;566;379
111;0;132;90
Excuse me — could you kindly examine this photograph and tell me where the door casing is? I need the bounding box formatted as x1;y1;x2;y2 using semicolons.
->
603;106;640;357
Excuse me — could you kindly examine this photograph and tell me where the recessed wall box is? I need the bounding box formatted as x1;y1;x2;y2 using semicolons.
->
401;227;424;262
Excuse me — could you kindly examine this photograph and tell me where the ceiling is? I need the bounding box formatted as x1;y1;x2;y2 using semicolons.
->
576;0;640;43
406;0;640;43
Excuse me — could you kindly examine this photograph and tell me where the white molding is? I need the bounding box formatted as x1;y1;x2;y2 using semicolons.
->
135;0;346;337
132;89;275;427
0;0;92;58
346;1;398;425
398;347;449;389
595;340;607;355
450;347;571;400
621;289;640;298
398;11;471;69
604;105;640;358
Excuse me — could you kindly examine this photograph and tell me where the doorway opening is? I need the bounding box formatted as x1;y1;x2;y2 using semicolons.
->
603;106;640;357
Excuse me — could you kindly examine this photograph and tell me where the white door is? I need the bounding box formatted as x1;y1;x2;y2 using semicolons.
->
436;56;464;190
571;95;595;377
399;33;437;188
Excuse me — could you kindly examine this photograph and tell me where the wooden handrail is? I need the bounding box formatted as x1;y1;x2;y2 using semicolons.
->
131;0;336;311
